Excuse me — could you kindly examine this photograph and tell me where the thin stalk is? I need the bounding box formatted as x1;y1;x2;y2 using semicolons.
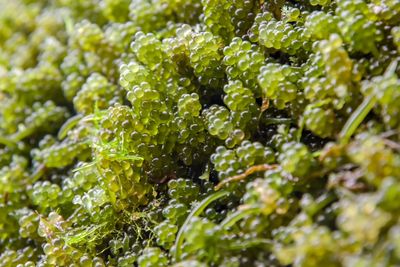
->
0;136;16;148
339;95;376;145
220;206;261;229
264;117;294;125
173;190;229;262
58;114;83;140
215;164;279;191
228;238;273;250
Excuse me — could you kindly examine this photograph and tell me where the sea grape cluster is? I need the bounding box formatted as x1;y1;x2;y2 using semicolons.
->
0;0;400;266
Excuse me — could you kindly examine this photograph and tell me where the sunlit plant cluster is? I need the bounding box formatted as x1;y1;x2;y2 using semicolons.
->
0;0;400;266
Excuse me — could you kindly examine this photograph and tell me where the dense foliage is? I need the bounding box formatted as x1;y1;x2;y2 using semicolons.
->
0;0;400;266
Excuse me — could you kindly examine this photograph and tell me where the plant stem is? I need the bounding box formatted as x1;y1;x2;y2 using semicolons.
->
173;190;229;262
339;95;376;145
220;206;261;229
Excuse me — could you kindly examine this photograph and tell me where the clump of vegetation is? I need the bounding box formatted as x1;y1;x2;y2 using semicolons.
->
0;0;400;266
